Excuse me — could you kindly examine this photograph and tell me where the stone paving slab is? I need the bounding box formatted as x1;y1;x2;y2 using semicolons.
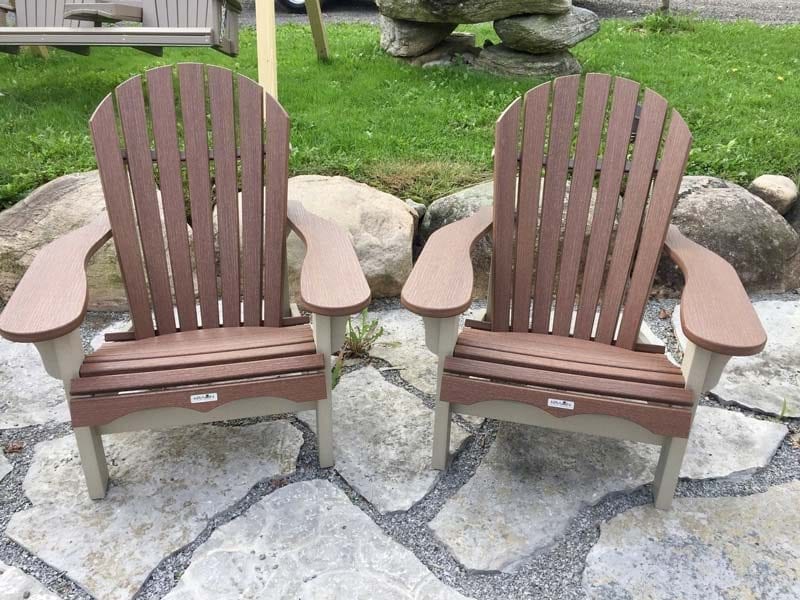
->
430;406;787;572
301;367;470;513
6;422;302;600
0;337;68;428
583;480;800;599
163;479;470;600
0;560;60;600
673;299;800;417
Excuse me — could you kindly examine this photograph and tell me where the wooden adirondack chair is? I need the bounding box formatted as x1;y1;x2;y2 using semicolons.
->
0;63;370;499
401;74;767;510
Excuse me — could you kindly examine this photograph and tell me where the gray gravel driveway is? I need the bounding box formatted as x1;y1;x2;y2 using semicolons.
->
240;0;800;25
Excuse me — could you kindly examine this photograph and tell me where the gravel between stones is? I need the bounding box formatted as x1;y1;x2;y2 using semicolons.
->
0;296;798;600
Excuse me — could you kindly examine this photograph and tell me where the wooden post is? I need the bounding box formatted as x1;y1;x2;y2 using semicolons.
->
305;0;329;61
255;0;279;98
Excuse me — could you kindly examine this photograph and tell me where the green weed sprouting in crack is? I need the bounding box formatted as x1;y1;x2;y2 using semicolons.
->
331;309;384;389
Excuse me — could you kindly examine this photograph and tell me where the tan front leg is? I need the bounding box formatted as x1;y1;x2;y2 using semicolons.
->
423;316;460;470
312;314;347;468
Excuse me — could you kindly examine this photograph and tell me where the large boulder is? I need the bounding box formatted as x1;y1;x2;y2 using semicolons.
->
375;0;571;24
494;7;600;54
747;174;798;215
657;176;800;293
473;44;581;77
287;175;416;298
0;171;128;311
379;15;456;57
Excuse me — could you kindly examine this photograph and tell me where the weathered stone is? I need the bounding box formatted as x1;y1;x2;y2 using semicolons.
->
376;0;571;24
0;453;11;482
431;406;786;572
0;561;60;600
164;479;469;600
473;44;581;78
673;299;800;418
7;422;302;600
494;7;600;54
404;197;427;223
430;424;660;572
583;481;800;599
300;367;469;512
748;174;798;215
287;175;416;298
658;176;800;293
0;171;128;311
0;337;68;428
380;14;456;57
680;406;786;480
369;307;439;395
409;32;481;67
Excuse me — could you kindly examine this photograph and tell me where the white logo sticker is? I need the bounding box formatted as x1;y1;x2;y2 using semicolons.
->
547;398;575;410
191;392;219;404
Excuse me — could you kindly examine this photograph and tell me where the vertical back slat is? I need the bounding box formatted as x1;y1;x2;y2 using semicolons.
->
263;94;290;327
551;74;611;336
573;77;640;339
239;76;265;326
89;96;155;338
616;112;692;348
530;75;580;334
594;90;668;343
510;83;549;332
208;66;241;327
179;63;219;329
116;77;177;335
146;66;199;332
490;98;522;332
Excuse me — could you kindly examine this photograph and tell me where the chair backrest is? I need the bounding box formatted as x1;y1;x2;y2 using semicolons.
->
13;0;92;27
90;63;290;339
490;74;692;349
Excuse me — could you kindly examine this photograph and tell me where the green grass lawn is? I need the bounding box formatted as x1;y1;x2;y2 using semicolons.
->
0;17;798;207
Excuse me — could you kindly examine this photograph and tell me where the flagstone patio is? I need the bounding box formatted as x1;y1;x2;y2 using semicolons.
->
0;297;798;599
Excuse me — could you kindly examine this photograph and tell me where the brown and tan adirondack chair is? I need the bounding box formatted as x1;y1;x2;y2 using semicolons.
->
0;63;370;499
401;74;767;510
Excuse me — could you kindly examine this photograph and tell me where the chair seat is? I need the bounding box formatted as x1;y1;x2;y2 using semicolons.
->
69;326;327;427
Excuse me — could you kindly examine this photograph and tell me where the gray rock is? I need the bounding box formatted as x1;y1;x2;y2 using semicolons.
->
6;422;302;599
583;480;800;599
0;561;60;600
0;171;128;311
300;367;469;513
376;0;571;24
786;200;800;235
659;176;800;293
287;175;417;298
404;197;427;222
494;7;600;54
473;44;581;78
380;15;456;57
408;32;481;67
0;337;69;428
673;299;800;418
431;407;786;572
163;480;469;600
748;174;798;215
681;406;786;480
0;453;10;482
430;424;660;572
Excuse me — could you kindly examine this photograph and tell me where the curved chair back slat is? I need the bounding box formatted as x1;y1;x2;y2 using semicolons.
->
89;63;290;338
491;74;692;348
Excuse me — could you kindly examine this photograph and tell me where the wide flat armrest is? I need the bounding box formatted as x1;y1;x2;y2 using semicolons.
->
288;201;371;317
0;214;111;343
402;206;493;318
665;225;766;356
